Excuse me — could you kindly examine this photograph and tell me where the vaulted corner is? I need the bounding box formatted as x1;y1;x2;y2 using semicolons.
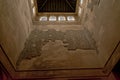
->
0;0;120;79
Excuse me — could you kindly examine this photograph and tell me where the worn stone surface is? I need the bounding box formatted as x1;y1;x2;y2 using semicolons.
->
17;47;100;70
16;28;97;69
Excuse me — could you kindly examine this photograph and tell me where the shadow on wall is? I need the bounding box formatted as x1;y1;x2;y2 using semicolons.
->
113;60;120;80
0;62;11;80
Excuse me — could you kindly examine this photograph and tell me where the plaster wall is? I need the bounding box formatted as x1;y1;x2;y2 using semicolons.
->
0;0;32;67
91;0;120;65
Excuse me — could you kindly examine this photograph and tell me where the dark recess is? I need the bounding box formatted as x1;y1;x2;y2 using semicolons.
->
113;60;120;73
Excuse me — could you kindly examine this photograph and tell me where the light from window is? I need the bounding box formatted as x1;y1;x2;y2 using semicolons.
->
58;16;66;21
33;7;36;15
67;16;75;21
39;16;47;21
49;16;57;21
78;7;82;16
81;0;83;5
31;0;34;6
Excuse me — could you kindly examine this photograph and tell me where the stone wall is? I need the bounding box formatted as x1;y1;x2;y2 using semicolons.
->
91;0;120;65
0;0;32;67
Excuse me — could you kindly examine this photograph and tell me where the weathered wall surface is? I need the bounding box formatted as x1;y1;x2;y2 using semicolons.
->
0;0;32;67
91;0;120;65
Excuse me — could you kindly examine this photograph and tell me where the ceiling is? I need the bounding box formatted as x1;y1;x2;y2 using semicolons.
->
37;0;77;12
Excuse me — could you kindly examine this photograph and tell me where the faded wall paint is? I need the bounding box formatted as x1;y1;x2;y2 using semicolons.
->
92;0;120;65
0;0;32;67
